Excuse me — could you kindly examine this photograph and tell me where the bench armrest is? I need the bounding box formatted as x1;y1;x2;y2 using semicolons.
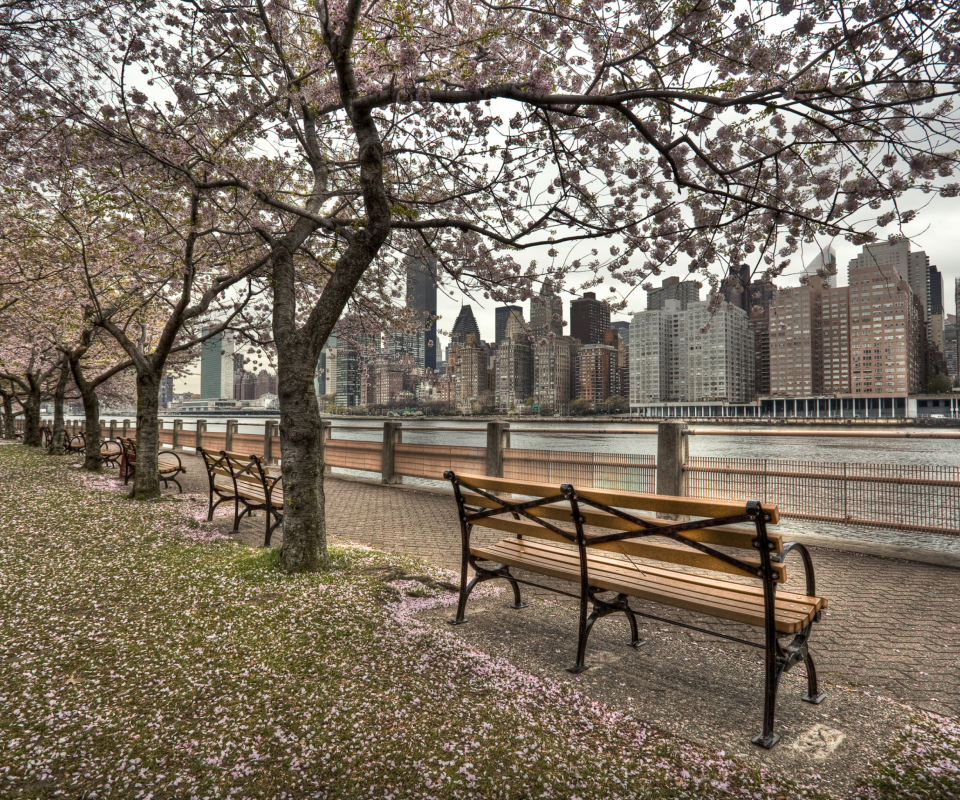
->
772;542;818;600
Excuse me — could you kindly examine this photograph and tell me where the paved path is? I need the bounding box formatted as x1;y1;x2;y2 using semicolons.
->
173;455;960;718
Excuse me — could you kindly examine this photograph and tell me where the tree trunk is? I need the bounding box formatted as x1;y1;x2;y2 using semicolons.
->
132;370;162;500
0;393;15;439
276;349;329;571
22;390;41;447
50;360;71;455
80;386;102;472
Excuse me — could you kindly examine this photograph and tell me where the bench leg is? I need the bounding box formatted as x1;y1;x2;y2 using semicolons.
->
450;559;523;625
753;658;784;749
801;648;826;705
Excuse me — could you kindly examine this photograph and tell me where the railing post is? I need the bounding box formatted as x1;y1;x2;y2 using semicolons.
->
121;419;129;438
656;421;688;498
109;420;116;440
486;421;511;478
225;419;238;452
320;420;332;475
195;419;207;452
263;420;276;464
172;419;183;450
382;421;403;485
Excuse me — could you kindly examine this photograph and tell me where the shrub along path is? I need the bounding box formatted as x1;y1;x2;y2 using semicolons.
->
0;443;956;799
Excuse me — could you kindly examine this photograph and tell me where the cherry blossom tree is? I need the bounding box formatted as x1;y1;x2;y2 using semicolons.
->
21;0;960;568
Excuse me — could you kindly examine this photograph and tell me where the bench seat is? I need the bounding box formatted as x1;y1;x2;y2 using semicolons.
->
472;537;825;634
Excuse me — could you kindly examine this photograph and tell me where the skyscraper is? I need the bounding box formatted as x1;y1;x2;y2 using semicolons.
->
494;338;534;412
570;292;610;345
533;338;573;414
200;331;235;399
495;305;523;344
802;244;837;287
645;276;700;311
530;279;563;337
721;264;751;312
450;305;482;345
929;265;945;355
405;258;438;369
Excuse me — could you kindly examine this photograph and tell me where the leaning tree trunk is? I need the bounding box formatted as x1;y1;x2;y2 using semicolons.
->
0;393;15;439
276;348;329;572
22;389;42;447
79;385;102;472
49;361;71;455
132;369;162;500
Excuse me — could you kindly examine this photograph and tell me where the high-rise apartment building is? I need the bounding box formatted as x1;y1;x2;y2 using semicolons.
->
533;338;573;414
453;335;490;414
846;262;924;395
929;265;945;355
769;281;823;397
334;339;361;407
629;299;754;406
847;241;930;328
405;258;438;369
748;280;776;396
494;338;534;411
450;305;482;346
943;314;957;382
495;305;523;344
577;342;619;404
503;308;526;341
821;285;851;394
570;292;610;345
645;276;700;311
530;279;564;338
255;370;278;399
200;331;235;399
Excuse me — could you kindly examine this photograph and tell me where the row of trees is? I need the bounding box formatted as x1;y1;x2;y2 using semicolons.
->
2;0;958;572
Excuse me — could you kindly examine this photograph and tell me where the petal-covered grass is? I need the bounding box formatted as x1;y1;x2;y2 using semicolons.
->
0;443;955;799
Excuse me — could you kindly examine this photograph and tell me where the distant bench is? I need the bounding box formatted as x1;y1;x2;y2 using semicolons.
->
445;471;828;748
118;437;186;492
199;449;283;546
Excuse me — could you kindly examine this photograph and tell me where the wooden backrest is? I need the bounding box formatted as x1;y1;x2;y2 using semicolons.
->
451;472;783;583
157;451;181;470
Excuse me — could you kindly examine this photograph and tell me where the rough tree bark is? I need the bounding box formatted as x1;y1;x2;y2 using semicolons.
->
69;355;104;472
132;370;162;499
21;383;41;447
49;357;71;455
0;388;16;439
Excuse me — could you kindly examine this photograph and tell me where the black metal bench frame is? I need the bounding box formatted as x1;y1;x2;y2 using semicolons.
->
445;470;825;749
199;450;282;546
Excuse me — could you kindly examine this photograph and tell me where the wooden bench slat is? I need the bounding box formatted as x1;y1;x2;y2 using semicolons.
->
468;514;785;581
472;539;816;634
456;473;780;524
461;492;782;552
495;537;824;610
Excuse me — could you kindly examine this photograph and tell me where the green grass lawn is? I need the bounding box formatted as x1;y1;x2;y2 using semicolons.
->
0;443;956;799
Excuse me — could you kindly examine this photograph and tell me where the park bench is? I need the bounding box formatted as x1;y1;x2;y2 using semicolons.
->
65;431;85;454
40;426;53;448
445;471;828;748
119;437;186;492
199;449;283;546
99;439;123;468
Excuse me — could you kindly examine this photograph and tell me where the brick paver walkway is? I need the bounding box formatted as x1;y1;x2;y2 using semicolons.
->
321;477;960;718
172;455;960;718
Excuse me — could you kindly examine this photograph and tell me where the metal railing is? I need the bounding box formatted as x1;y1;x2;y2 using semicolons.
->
686;457;960;535
22;416;960;538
